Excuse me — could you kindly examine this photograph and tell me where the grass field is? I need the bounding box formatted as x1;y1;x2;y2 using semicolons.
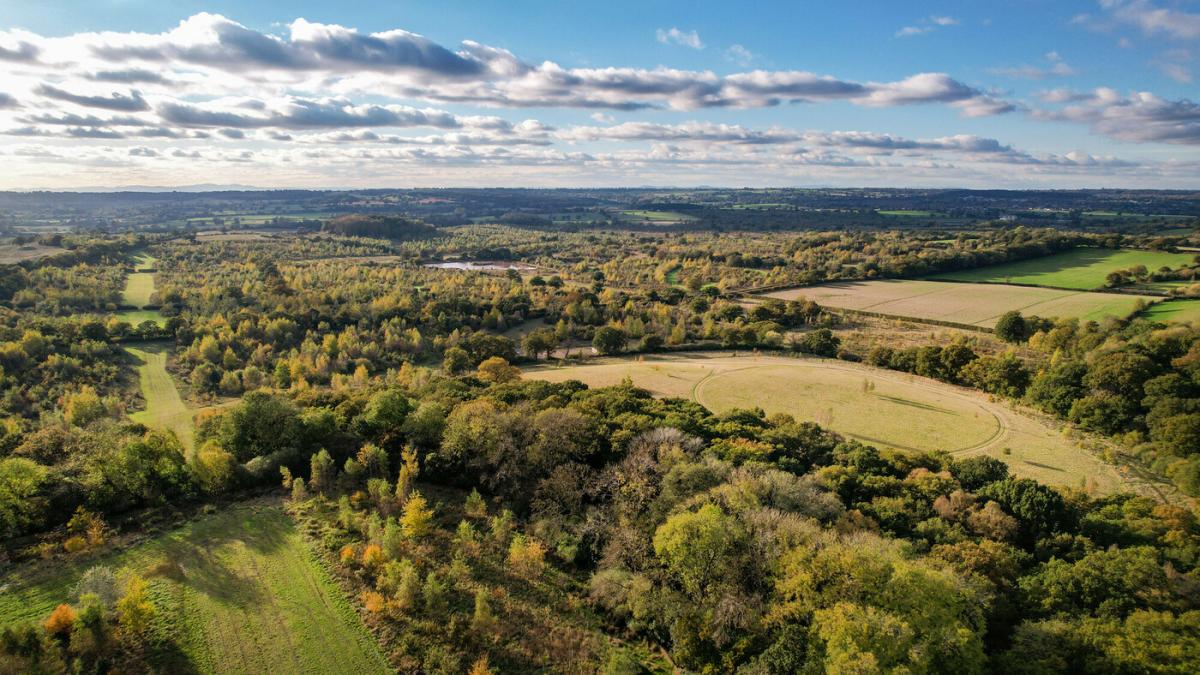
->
620;209;697;223
877;209;936;217
761;279;1157;328
0;502;389;674
929;248;1197;290
0;242;66;263
123;254;158;307
127;343;196;453
526;353;1127;493
1141;298;1200;324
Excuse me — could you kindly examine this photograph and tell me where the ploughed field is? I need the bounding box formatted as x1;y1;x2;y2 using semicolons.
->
928;248;1197;291
0;503;389;675
758;279;1156;328
526;353;1128;494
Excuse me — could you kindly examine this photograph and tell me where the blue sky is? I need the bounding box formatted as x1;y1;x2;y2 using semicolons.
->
0;0;1196;188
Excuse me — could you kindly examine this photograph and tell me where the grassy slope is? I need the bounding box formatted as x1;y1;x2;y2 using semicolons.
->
0;502;389;675
127;342;195;453
929;248;1196;290
526;353;1128;494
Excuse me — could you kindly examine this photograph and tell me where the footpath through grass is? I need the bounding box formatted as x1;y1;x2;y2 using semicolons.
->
0;502;389;675
127;342;195;453
929;248;1197;290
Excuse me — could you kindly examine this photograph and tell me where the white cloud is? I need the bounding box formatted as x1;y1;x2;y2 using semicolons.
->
724;44;756;67
655;27;703;50
1099;0;1200;40
896;16;960;38
990;51;1078;79
1033;87;1200;144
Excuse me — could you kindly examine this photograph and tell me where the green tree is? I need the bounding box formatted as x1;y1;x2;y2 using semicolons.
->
994;311;1028;343
592;326;628;355
652;504;741;598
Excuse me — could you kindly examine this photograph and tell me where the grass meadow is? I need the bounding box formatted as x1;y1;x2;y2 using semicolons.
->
929;248;1197;290
525;353;1128;493
127;343;196;453
761;279;1157;328
0;502;389;674
1141;298;1200;324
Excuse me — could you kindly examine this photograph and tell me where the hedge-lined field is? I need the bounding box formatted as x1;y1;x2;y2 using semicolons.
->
760;279;1156;328
928;248;1196;290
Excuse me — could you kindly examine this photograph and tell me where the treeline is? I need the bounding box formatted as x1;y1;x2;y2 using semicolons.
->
321;214;437;240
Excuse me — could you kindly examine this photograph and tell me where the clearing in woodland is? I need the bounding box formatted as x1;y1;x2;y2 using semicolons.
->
126;342;195;453
760;279;1158;328
114;253;167;327
0;502;389;675
526;352;1138;495
928;248;1197;290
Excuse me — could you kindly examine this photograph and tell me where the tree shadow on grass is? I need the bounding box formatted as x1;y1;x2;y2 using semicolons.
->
147;508;293;608
872;393;957;415
1024;460;1065;472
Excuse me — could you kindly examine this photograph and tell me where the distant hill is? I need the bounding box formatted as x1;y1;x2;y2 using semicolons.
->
321;214;436;239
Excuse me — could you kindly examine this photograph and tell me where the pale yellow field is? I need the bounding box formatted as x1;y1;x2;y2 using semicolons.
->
761;280;1158;328
0;243;66;263
526;353;1134;494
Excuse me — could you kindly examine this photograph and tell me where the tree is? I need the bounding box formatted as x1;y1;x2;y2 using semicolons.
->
63;386;107;427
310;448;335;494
213;392;301;462
950;455;1009;491
465;488;487;519
472;589;496;634
0;457;47;539
994;311;1028;343
401;491;434;539
191;441;236;494
508;534;546;577
476;356;521;384
652;504;741;598
593;326;628;355
290;476;308;501
393;446;418;506
44;604;76;638
116;575;154;642
522;328;559;359
360;389;411;436
980;478;1067;545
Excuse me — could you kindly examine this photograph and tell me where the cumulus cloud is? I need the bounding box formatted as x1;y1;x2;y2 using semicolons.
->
724;44;756;67
157;97;462;129
1099;0;1200;40
1033;87;1200;144
0;14;1008;114
896;16;959;38
656;27;703;49
991;52;1078;79
35;85;150;111
0;11;1189;187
